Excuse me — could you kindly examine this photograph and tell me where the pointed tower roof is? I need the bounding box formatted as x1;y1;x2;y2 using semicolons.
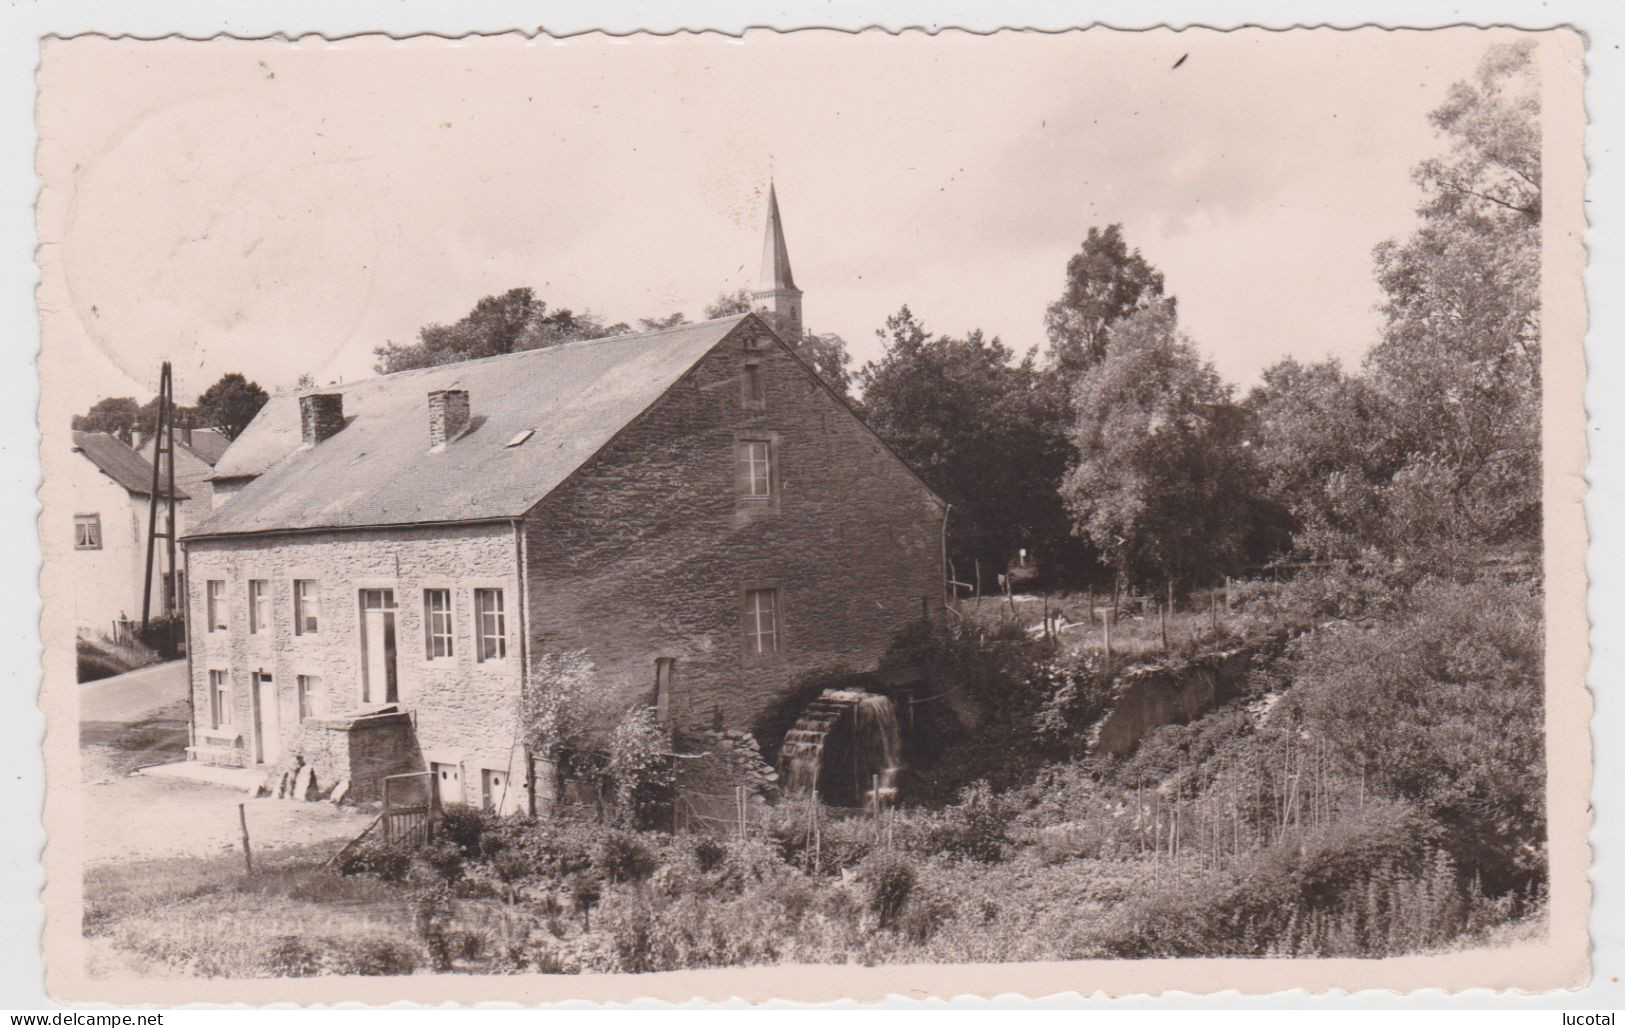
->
757;181;798;293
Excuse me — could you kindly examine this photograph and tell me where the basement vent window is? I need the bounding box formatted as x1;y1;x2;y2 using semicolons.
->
506;429;535;448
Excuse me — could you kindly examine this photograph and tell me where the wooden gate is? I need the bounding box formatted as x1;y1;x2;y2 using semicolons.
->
382;771;436;845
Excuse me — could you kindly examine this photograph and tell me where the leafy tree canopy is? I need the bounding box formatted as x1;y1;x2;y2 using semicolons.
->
1043;224;1169;387
859;306;1075;578
374;287;624;374
1062;301;1256;590
195;372;270;441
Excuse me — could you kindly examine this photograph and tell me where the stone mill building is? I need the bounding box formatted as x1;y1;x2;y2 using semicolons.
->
180;186;949;812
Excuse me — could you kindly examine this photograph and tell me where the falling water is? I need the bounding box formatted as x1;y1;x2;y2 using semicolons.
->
780;689;905;805
855;693;903;807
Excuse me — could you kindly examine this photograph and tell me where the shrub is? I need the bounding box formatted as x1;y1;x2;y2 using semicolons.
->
858;852;916;928
593;830;658;884
437;805;486;856
1088;799;1442;957
337;836;412;882
261;935;321;978
606;707;676;829
1288;576;1546;895
916;780;1013;863
692;835;727;874
567;871;604;930
334;936;422;976
415;839;466;883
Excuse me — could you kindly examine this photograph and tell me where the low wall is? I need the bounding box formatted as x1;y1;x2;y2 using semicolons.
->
299;709;421;801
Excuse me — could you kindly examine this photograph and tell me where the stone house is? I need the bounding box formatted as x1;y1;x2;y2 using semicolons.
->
181;191;949;809
56;431;188;639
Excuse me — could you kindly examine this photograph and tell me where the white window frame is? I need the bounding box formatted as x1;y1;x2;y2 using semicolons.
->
206;580;226;632
293;579;320;636
738;439;772;500
474;588;506;663
424;588;455;660
744;588;779;656
73;513;101;550
296;673;321;721
248;579;269;635
209;669;231;729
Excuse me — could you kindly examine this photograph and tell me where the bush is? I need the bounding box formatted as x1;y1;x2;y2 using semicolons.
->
415;839;466;883
691;836;727;874
1089;799;1441;957
334;936;422;976
606;707;676;829
593;830;657;884
858;852;915;928
337;836;412;882
437;805;486;856
915;780;1013;863
261;935;321;977
1288;576;1546;895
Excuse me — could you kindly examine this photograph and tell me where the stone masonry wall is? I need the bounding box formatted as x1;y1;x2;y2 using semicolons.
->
183;522;526;805
523;321;947;747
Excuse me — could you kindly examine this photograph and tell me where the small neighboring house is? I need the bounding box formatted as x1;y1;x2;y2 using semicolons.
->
59;431;188;639
180;189;949;812
136;427;230;529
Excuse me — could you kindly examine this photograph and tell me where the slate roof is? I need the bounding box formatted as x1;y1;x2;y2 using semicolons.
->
181;428;230;465
72;431;189;499
187;316;756;538
137;427;230;468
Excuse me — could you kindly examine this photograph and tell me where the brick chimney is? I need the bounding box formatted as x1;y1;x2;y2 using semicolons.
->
428;389;471;448
299;393;345;445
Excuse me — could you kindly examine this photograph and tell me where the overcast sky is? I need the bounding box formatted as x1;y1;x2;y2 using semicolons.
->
37;28;1533;413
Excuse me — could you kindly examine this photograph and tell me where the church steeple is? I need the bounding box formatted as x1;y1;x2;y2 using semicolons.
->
752;181;804;344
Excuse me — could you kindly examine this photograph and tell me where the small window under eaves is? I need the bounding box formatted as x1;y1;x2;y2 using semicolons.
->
506;429;535;448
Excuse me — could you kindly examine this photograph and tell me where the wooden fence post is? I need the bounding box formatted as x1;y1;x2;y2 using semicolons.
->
238;802;254;876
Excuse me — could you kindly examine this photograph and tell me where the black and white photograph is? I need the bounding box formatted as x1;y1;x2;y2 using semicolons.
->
27;24;1590;1003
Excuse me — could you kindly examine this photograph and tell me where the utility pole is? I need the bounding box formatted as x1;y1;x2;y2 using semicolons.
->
141;361;180;656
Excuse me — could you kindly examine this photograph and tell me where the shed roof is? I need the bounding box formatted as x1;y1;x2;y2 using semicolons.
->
72;431;189;499
187;316;755;538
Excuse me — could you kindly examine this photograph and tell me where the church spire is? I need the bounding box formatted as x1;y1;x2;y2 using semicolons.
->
752;181;803;343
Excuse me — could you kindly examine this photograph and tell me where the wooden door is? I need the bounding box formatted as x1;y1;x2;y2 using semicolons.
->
359;589;398;704
254;672;281;765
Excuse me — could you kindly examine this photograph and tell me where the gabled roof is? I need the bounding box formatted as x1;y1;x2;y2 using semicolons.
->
181;428;230;465
137;427;231;468
72;431;189;499
187;316;755;538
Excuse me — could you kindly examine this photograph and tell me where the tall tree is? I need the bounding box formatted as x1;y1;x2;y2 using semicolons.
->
374;287;618;373
194;373;270;441
1043;224;1169;386
1062;302;1255;593
859;306;1071;577
1253;42;1542;580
